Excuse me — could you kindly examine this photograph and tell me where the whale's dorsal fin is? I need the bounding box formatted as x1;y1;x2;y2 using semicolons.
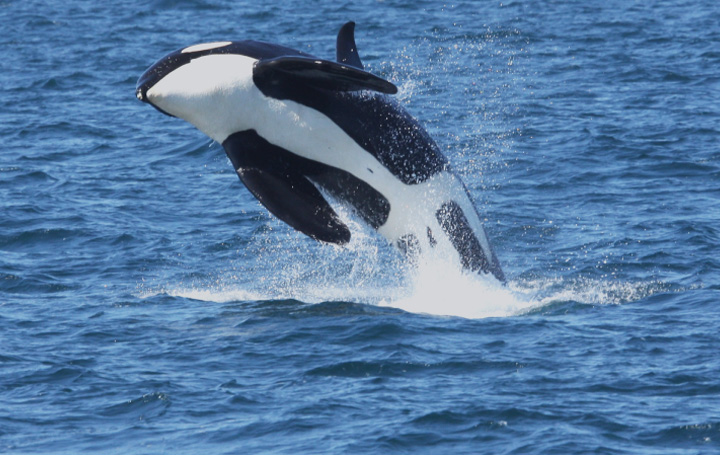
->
336;21;363;70
254;56;397;94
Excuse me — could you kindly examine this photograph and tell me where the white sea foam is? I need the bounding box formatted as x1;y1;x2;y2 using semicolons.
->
137;207;671;319
142;257;671;319
378;260;536;318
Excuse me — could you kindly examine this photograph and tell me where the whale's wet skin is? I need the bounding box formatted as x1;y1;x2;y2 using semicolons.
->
136;22;505;283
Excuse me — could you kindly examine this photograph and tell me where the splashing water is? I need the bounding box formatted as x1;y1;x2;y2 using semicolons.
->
140;215;670;320
146;264;529;319
378;259;534;318
146;257;671;319
137;31;671;319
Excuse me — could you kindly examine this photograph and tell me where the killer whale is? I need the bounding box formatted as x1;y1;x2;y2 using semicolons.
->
136;22;505;283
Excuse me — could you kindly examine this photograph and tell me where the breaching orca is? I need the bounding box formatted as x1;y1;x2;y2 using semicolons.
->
136;22;505;283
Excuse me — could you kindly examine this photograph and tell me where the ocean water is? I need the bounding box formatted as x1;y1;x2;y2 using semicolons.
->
2;0;719;453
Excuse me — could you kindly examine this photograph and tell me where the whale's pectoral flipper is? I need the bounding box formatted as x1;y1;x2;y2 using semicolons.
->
254;56;397;94
336;21;363;69
237;168;351;244
223;130;351;245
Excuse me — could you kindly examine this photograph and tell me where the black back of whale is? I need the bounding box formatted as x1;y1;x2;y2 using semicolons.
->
253;68;449;185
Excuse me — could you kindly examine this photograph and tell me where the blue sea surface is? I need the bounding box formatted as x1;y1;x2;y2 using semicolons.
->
2;0;720;453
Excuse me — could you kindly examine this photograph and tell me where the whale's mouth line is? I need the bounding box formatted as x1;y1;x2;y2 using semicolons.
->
135;76;176;118
135;89;176;118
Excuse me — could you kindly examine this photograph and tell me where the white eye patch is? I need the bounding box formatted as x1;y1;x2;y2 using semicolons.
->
181;41;232;54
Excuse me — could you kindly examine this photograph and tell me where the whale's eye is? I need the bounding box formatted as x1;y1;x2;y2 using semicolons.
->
181;42;232;54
